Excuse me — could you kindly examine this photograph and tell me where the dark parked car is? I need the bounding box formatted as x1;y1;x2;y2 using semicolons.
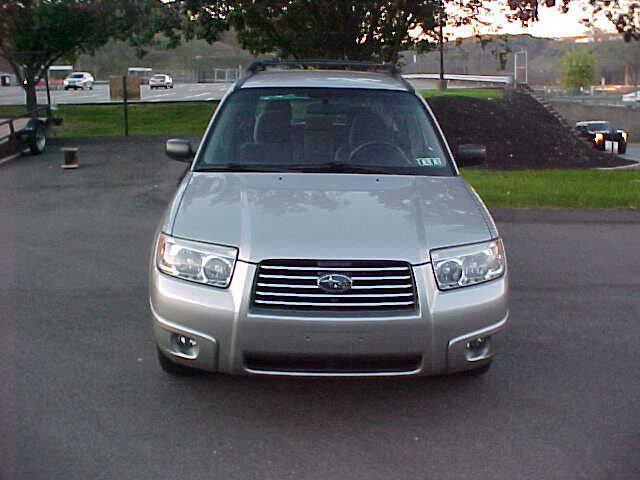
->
575;121;628;154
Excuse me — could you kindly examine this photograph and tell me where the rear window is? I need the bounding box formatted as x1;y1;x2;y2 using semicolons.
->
578;122;612;131
196;88;453;176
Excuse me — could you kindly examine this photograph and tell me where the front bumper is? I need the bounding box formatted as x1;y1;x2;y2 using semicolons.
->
150;261;508;376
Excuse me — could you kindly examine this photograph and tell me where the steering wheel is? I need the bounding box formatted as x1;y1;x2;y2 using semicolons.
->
348;141;412;166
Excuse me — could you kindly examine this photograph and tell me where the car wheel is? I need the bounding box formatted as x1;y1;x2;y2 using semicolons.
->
156;347;201;376
619;141;627;154
29;124;47;155
63;86;69;91
458;360;492;377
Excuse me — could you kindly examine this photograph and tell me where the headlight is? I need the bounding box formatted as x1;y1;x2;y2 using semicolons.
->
431;239;506;290
155;233;238;288
594;133;604;142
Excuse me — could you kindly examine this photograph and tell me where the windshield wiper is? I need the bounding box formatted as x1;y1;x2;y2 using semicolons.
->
194;164;298;173
286;162;392;174
195;162;396;174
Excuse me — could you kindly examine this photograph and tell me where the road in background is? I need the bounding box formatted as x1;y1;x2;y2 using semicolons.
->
0;79;458;106
0;83;231;105
1;137;639;480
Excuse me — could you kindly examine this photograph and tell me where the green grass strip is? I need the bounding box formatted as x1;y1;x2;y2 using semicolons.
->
422;88;503;99
462;168;640;209
1;102;217;137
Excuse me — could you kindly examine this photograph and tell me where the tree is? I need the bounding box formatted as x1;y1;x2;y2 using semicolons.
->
562;49;596;90
0;0;144;112
158;1;442;63
157;0;640;65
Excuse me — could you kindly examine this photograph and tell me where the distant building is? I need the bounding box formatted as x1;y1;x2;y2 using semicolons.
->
0;72;16;86
0;58;16;86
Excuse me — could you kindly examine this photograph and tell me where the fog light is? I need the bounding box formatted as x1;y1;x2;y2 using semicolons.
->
172;333;197;356
465;336;490;360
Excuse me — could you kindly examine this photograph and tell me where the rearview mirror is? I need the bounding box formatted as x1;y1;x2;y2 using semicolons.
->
456;144;486;167
166;139;194;162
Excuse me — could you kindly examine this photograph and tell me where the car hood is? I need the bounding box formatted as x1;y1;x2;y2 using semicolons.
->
170;173;494;264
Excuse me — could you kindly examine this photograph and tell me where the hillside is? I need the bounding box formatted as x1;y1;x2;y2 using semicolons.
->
74;31;258;82
402;34;640;86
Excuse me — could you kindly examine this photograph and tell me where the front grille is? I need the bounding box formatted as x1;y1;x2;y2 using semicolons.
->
252;260;417;312
244;353;422;374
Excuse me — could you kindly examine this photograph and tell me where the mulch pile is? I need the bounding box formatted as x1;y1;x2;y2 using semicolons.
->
427;90;634;169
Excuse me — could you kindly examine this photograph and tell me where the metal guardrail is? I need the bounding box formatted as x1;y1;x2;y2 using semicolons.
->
403;73;513;85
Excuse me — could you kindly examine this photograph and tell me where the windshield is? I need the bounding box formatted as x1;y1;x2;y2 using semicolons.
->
195;88;454;176
152;75;165;79
69;73;84;78
578;122;612;131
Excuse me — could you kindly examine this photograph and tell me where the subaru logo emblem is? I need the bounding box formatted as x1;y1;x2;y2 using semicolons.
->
317;274;352;293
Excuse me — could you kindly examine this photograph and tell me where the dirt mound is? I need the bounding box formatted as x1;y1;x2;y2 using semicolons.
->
427;90;633;169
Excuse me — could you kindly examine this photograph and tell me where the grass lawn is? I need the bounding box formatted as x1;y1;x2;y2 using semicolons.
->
54;102;217;137
422;88;503;100
0;105;31;118
0;103;217;137
463;168;640;209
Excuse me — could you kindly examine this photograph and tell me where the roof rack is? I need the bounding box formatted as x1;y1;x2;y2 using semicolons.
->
235;60;414;92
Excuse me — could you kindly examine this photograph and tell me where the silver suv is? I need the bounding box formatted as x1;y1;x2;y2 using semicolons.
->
151;61;508;377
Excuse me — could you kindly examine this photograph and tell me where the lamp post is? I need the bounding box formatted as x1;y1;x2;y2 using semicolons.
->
438;0;446;91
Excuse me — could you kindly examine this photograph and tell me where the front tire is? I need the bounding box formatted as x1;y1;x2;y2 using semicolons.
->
157;347;201;376
619;141;627;154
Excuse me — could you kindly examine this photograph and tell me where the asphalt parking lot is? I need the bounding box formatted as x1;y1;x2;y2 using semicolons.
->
1;138;639;480
0;83;231;105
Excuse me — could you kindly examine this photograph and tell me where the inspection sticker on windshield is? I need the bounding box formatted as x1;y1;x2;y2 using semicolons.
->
416;157;444;167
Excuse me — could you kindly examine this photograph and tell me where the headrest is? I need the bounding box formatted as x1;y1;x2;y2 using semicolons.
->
305;116;332;131
264;100;292;118
349;112;389;147
254;110;291;143
306;102;345;116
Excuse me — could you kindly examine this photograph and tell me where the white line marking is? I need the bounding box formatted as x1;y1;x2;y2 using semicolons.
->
184;92;211;99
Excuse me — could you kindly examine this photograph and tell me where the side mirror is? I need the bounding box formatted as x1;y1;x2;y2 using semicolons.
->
456;144;487;167
165;139;194;162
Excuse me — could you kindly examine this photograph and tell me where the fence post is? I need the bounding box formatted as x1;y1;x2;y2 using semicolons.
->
122;75;129;136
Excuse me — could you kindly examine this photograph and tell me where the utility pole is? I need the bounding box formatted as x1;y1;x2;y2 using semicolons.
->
438;0;446;90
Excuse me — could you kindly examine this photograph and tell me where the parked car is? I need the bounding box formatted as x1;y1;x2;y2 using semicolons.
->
63;72;94;90
150;61;508;378
622;90;640;104
149;74;173;89
575;120;628;154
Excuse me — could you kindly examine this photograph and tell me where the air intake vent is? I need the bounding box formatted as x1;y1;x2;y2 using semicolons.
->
252;260;417;312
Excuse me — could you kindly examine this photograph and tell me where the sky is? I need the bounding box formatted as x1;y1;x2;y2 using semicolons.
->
448;0;617;39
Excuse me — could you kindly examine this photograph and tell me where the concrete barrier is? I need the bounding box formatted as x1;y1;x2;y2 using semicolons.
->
549;101;640;139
